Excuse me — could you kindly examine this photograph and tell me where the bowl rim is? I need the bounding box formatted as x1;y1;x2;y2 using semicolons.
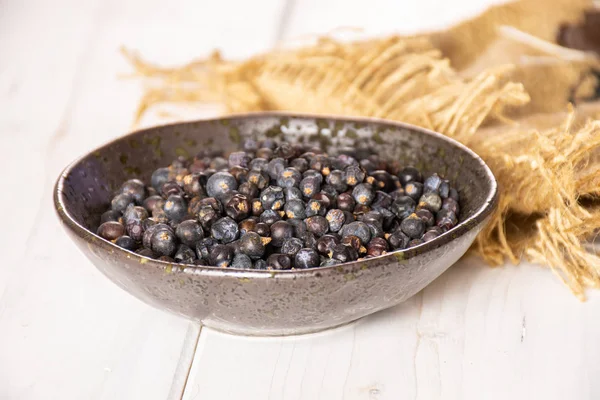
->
54;111;498;278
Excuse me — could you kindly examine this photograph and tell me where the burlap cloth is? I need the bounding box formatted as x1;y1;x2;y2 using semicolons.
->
124;0;600;299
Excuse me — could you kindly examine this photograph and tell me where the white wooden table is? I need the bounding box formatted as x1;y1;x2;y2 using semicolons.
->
2;0;600;399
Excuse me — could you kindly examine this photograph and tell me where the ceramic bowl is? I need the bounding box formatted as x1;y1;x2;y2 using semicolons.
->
54;113;497;336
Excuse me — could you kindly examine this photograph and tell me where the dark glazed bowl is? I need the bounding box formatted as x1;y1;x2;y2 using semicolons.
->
54;113;497;336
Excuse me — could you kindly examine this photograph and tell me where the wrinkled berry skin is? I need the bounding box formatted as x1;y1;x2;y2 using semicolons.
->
239;232;266;259
174;244;197;263
326;209;345;232
231;253;253;269
260;186;285;211
400;214;426;239
391;196;416;220
281;237;304;257
295;248;320;269
211;217;240;243
206;172;238;199
270;221;294;247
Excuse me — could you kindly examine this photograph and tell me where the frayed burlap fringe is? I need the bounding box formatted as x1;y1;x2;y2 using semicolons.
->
122;1;600;298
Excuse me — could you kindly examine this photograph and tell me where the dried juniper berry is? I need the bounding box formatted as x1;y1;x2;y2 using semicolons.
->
387;230;409;250
249;157;269;172
198;205;219;230
295;248;320;269
330;244;358;263
436;209;458;231
400;213;426;239
151;229;178;257
417;192;442;213
302;169;323;182
343;164;366;186
238;182;259;199
97;221;125;241
136;248;157;259
352;183;375;206
339;221;371;245
151;167;171;191
284;199;306;219
317;234;340;255
404;181;423;201
259;209;281;225
422;230;440;242
174;244;197;263
301;231;318;250
270;221;294;247
126;219;145;242
182;174;205;197
238;218;257;236
115;235;137;251
231;253;253;269
229;166;249;183
225;193;250;221
260;186;285;211
299;175;321;198
281;237;304;257
123;205;148;224
119;179;146;204
254;259;268;269
243;138;259;153
196;237;219;261
368;171;395;192
101;210;121;224
398;166;423;186
305;199;326;217
284;187;303;203
206;171;238;200
251;198;264;216
312;192;332;209
255;222;270;237
209;244;233;268
371;191;393;211
326;209;345;232
144;195;166;214
390;196;416;220
288;218;307;237
160;181;183;198
337;192;356;212
408;238;423;247
163;195;188;223
266;253;292;270
255;147;273;160
326;169;348;192
267;158;287;180
274;142;297;160
111;193;134;213
423;173;443;194
211;217;239;243
305;216;329;237
246;170;270;191
341;235;363;254
415;209;435;227
176;220;204;247
290;157;309;173
367;237;388;257
442;197;460;215
229;151;252;168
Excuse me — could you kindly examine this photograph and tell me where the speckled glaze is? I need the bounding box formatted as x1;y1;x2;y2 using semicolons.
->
54;113;497;336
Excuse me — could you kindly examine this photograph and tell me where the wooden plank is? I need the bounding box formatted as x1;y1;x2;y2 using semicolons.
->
0;0;286;398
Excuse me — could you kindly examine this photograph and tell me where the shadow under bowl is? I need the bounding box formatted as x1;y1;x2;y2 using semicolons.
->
54;113;497;336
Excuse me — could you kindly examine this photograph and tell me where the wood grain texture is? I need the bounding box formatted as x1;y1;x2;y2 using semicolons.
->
0;0;285;398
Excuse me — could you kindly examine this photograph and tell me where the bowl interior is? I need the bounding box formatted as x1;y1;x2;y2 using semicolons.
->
58;114;495;252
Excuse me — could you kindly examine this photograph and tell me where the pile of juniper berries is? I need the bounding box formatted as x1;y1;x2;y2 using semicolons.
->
96;138;460;269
